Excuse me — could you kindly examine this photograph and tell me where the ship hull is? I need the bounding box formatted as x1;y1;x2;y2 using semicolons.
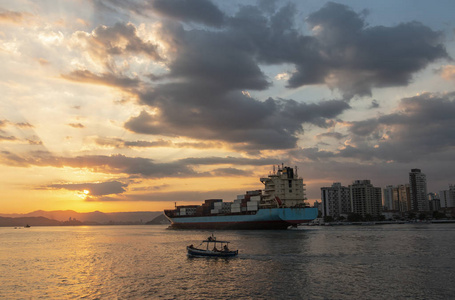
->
165;207;318;230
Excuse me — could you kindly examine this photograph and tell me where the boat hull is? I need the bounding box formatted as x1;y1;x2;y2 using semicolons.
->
166;207;318;230
187;246;238;257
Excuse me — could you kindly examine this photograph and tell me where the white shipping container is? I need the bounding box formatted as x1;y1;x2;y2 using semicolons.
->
230;208;241;213
234;199;242;204
211;209;219;214
237;195;245;200
250;195;261;201
247;206;259;211
241;207;247;212
180;211;187;216
247;201;259;207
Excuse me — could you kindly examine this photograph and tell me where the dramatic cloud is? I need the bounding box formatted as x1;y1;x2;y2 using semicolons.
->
0;152;281;177
295;92;455;163
3;0;454;209
126;95;350;150
93;137;222;149
62;70;140;88
178;156;279;166
152;0;225;27
0;152;198;178
48;181;127;196
72;22;161;70
288;2;450;98
115;1;446;151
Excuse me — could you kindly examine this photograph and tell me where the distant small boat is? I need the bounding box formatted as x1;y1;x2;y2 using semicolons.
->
187;235;238;257
24;224;31;228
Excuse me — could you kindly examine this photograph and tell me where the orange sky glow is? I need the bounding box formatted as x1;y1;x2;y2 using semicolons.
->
1;1;455;213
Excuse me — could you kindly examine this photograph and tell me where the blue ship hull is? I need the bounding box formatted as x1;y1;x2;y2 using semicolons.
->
166;207;318;230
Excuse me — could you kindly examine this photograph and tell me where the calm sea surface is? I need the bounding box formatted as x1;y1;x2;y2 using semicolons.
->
1;224;454;299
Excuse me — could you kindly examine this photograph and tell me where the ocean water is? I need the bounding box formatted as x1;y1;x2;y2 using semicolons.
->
1;224;454;299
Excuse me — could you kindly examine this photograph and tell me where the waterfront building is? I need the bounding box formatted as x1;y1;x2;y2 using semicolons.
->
383;185;394;210
350;180;382;218
409;169;429;211
439;185;455;208
321;183;351;218
398;184;411;212
382;184;410;212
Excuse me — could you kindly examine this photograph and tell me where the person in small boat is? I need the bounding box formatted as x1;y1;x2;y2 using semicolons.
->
189;244;194;248
223;244;230;252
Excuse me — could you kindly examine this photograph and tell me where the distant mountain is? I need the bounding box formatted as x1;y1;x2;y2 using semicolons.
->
0;216;61;227
0;210;163;224
146;214;170;225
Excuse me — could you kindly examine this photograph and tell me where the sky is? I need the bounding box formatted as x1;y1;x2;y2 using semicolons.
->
1;0;455;213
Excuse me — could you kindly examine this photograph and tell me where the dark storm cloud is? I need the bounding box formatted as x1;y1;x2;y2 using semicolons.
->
370;100;379;109
152;0;225;27
294;92;455;163
47;181;127;196
349;91;455;160
125;1;447;149
126;92;350;150
91;22;161;59
77;2;449;151
316;132;346;140
285;2;450;98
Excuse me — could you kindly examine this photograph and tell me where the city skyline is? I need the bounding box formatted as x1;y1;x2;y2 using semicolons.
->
1;0;455;213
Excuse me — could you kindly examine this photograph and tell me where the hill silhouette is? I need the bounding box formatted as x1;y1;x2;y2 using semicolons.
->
0;210;162;224
0;210;162;226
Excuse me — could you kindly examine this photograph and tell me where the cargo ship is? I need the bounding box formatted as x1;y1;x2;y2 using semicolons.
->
164;165;318;229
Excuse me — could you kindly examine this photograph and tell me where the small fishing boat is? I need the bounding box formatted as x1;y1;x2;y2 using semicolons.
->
187;235;238;257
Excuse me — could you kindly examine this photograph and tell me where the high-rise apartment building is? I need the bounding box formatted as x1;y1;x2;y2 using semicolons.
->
383;184;411;212
350;180;382;218
383;185;394;210
409;169;429;211
321;183;351;218
439;185;455;208
398;184;411;212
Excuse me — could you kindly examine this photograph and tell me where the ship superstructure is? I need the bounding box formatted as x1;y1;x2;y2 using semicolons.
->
260;165;306;207
164;165;317;229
